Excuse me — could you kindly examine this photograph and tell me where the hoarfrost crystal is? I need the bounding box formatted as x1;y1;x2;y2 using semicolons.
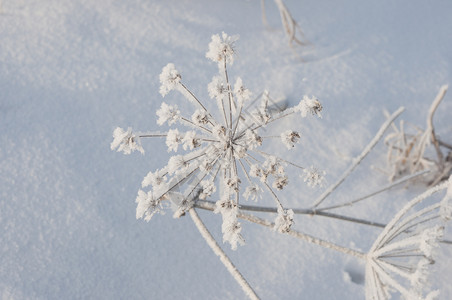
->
303;166;326;188
281;130;300;149
111;127;144;155
206;32;239;67
295;95;323;118
156;102;180;126
159;63;181;96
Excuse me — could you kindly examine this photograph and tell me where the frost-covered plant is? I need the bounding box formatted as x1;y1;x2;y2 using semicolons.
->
260;0;308;46
111;32;323;250
384;85;452;185
365;178;452;299
112;33;451;300
233;176;452;300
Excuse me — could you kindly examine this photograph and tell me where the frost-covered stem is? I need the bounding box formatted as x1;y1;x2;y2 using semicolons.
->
139;133;218;143
179;116;212;134
238;211;366;259
189;208;260;300
312;106;405;208
154;166;199;200
194;199;386;228
252;149;305;169
439;138;452;150
231;148;241;205
380;205;441;247
427;85;448;167
274;0;304;45
260;0;270;28
368;258;412;297
251;110;295;133
179;82;208;114
232;105;244;138
238;158;253;183
263;182;285;211
194;200;452;245
139;134;168;138
220;95;229;129
186;156;222;201
371;179;450;252
223;58;234;130
317;170;431;212
179;82;217;127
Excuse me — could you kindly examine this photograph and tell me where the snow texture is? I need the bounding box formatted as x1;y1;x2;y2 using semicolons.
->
1;0;452;299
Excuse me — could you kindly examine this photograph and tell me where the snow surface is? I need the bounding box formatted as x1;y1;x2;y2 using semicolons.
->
1;0;451;299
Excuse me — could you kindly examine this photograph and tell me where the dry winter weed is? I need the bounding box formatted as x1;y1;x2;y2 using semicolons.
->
112;33;452;300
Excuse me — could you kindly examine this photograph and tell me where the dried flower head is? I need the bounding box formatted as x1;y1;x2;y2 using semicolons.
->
365;177;451;299
111;127;144;155
295;95;323;118
111;32;324;249
159;63;181;97
303;166;326;188
206;32;239;67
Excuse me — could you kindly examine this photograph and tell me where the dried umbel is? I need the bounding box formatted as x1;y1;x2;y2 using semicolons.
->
365;177;452;299
111;32;323;249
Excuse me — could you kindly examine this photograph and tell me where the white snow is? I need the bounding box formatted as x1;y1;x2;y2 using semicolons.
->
1;0;451;299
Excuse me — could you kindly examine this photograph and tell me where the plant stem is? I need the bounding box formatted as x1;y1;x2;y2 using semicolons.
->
237;211;366;259
194;199;386;228
189;208;260;300
312;106;405;208
316;169;430;212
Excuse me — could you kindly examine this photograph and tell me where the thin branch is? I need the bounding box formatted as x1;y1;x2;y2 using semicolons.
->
252;149;305;170
223;58;235;131
426;85;448;166
317;170;430;212
237;211;366;259
194;199;387;228
189;208;260;300
438;138;452;150
263;181;284;211
179;116;212;134
312;107;405;208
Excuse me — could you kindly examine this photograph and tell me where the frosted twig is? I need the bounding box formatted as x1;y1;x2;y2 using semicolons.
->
427;85;448;164
194;199;452;245
194;199;387;228
189;208;260;300
252;149;305;169
312;107;405;208
237;211;366;259
371;178;449;251
273;0;307;46
317;170;430;212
